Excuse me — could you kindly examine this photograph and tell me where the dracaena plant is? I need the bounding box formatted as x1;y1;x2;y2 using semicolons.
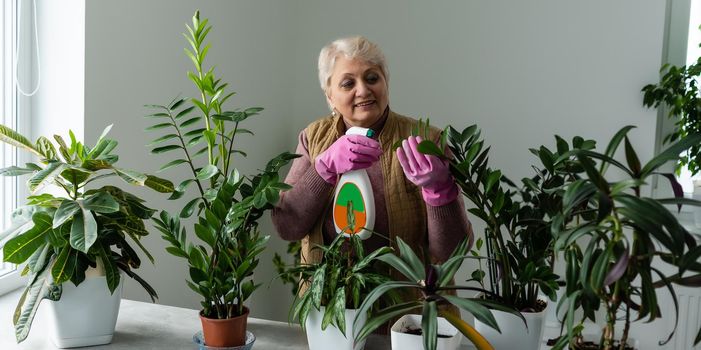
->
549;126;701;350
145;11;297;319
353;236;517;350
642;28;701;175
0;124;173;343
416;124;575;312
281;233;395;334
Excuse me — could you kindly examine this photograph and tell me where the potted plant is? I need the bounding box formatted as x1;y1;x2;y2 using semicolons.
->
642;30;701;176
549;126;701;349
415;124;573;349
0;124;172;347
146;11;297;348
279;232;395;350
353;235;521;350
642;32;701;226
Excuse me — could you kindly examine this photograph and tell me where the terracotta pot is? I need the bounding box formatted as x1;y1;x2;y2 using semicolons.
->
199;306;249;347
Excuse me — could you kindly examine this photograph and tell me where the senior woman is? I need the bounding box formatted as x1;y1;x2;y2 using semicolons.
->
271;36;472;266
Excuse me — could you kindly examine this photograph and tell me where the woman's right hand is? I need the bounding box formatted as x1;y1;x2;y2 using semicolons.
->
314;134;382;184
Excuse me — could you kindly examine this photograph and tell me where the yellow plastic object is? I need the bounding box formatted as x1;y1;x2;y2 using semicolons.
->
443;312;494;350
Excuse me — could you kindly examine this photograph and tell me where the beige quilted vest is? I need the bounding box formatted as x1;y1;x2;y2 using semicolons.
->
302;110;438;265
300;110;459;317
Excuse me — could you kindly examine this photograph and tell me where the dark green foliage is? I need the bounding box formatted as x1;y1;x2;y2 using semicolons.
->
551;127;701;349
146;11;298;319
282;234;394;334
0;125;168;343
354;236;519;350
420;123;569;311
642;28;701;175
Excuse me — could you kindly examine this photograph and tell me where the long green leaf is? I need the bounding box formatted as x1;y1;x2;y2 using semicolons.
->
180;197;202;218
114;168;147;186
0;166;35;176
641;133;701;176
354;300;423;342
396;237;425;281
354;281;419;327
13;262;61;342
52;200;80;228
310;264;326;309
196;164;218;180
158;159;188;172
353;246;392;272
3;212;52;264
145;175;175;193
423;301;438;350
0;124;42;156
69;209;98;253
444;295;500;332
28;162;67;193
97;243;121;293
82;192;119;213
26;243;50;273
438;238;470;286
377;254;423;283
51;245;77;284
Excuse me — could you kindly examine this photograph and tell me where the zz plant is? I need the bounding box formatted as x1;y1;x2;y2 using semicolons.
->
550;126;701;349
417;124;567;312
0;124;172;342
146;11;297;320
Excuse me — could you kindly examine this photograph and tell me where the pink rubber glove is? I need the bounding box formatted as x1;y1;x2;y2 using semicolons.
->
315;134;382;184
396;136;459;206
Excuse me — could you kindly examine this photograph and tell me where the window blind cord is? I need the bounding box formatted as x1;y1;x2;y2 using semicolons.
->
13;0;40;97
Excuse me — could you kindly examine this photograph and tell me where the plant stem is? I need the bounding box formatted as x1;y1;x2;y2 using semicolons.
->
223;121;239;178
620;304;631;350
169;112;207;202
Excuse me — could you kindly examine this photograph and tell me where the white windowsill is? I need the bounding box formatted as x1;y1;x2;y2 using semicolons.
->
0;271;25;296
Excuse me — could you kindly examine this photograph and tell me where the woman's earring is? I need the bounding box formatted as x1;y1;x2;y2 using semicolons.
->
332;108;338;117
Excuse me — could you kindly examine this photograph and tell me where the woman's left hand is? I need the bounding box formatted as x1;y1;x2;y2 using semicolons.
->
396;136;459;206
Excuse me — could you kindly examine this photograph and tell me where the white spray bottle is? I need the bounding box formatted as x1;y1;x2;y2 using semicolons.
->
332;127;376;239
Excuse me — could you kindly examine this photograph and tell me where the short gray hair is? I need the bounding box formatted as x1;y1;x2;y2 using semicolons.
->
318;36;389;94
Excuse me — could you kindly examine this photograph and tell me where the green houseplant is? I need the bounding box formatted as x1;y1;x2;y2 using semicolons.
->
414;123;577;349
0;124;172;345
549;126;701;350
353;236;515;350
281;233;394;350
146;11;297;347
642;29;701;175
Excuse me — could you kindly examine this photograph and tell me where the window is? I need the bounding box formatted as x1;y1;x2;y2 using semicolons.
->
689;0;701;67
0;0;28;295
653;0;701;195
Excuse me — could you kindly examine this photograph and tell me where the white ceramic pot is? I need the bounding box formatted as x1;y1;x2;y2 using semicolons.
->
474;304;546;350
305;306;367;350
390;314;462;350
47;274;123;348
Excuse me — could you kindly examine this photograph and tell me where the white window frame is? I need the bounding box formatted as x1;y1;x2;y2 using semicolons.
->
0;0;32;296
654;0;697;172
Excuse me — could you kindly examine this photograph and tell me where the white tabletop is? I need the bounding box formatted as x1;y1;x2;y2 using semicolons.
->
1;289;477;350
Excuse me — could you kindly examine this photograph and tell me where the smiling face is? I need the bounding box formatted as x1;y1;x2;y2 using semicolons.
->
326;56;389;127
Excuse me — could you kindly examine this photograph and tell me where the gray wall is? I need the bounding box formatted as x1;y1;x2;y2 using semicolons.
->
84;0;666;333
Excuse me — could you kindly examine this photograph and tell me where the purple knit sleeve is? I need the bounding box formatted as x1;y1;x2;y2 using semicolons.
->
426;196;473;262
425;137;473;262
271;130;334;241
